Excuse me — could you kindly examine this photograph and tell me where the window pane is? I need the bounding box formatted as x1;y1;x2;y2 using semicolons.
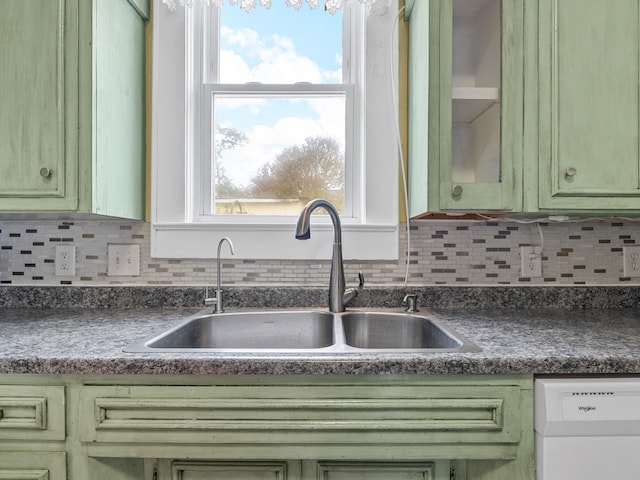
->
219;3;343;84
212;94;346;215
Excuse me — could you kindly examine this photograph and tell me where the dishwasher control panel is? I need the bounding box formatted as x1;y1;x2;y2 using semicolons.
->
536;377;640;436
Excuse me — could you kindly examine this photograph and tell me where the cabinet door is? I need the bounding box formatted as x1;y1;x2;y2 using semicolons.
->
317;461;447;480
85;0;146;219
537;0;640;210
0;0;78;210
158;460;451;480
410;0;523;214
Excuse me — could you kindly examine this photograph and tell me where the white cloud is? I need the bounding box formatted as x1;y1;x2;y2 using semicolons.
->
219;26;339;84
220;26;261;50
215;25;345;187
222;116;320;186
220;100;345;187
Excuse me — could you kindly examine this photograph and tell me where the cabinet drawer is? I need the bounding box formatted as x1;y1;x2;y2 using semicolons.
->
171;461;289;480
0;451;66;480
79;384;521;447
0;385;65;441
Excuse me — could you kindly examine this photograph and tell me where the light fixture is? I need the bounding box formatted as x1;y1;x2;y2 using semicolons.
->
161;0;392;15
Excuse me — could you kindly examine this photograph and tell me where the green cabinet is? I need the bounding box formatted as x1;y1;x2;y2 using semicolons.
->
408;0;524;216
0;0;72;209
526;0;640;212
77;374;533;480
155;460;448;480
410;0;640;215
0;0;147;219
0;385;67;480
0;452;67;480
164;461;291;480
0;374;534;480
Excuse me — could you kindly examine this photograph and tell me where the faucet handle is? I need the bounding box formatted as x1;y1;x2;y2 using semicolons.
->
343;271;365;308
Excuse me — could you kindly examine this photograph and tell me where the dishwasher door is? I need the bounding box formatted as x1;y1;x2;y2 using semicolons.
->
535;378;640;480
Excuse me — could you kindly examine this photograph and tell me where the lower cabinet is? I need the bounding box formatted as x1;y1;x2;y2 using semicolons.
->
154;460;451;480
164;461;292;480
0;452;67;480
0;385;67;479
0;374;534;480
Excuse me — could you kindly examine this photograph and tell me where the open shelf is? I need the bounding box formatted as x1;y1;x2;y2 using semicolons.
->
452;87;500;123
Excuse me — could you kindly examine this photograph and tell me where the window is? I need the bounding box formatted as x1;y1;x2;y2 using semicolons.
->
202;3;353;217
151;1;399;259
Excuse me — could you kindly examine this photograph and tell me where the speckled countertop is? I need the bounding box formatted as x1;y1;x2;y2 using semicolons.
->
1;300;640;375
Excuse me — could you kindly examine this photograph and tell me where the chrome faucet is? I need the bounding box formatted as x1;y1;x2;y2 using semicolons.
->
403;294;419;313
295;199;364;313
205;237;235;313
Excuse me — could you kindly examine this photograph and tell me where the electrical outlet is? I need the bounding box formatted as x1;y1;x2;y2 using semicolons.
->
107;244;140;276
623;246;640;277
520;246;542;278
55;245;76;276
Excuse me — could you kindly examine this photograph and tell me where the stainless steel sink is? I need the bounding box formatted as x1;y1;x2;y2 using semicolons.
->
137;311;335;350
341;312;463;349
125;310;480;354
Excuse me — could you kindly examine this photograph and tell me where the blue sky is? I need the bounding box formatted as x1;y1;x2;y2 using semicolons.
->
214;2;346;188
220;2;343;73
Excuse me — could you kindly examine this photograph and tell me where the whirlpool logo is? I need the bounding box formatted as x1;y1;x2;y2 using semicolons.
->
578;405;597;412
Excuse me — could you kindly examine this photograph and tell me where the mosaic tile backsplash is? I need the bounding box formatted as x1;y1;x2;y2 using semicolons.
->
1;218;640;286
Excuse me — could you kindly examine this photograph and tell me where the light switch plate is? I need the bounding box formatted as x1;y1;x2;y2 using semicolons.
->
107;244;140;276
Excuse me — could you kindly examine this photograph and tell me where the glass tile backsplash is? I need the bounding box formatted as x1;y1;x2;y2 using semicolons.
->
0;218;638;286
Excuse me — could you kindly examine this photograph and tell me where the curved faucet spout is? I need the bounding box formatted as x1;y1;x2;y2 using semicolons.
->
295;199;362;312
217;237;235;294
295;198;342;243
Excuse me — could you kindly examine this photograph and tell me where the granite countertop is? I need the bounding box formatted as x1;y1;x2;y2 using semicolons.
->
1;305;639;376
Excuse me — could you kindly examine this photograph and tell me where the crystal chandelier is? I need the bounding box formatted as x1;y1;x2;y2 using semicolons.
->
161;0;392;15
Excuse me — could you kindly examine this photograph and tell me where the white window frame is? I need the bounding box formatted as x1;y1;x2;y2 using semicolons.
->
151;1;399;260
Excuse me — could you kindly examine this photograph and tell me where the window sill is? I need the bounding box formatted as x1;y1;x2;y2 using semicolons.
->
151;222;398;260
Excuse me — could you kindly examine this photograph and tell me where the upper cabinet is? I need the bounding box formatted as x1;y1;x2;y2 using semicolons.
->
0;1;71;209
0;0;147;219
410;0;640;215
527;0;640;212
408;0;524;217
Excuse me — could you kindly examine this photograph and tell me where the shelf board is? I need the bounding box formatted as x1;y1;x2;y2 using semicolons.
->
453;0;496;20
452;87;500;123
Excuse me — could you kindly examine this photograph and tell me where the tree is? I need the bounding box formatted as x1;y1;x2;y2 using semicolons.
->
214;126;248;198
249;136;344;209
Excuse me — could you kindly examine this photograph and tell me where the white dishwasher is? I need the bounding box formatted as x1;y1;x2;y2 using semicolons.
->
535;377;640;479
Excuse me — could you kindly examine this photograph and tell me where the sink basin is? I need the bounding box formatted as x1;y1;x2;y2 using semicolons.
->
141;311;335;350
341;312;463;349
125;309;480;353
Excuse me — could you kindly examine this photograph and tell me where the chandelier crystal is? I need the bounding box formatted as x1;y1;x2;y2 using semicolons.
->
161;0;392;15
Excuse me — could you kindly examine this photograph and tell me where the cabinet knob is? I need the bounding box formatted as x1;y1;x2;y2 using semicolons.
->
451;184;463;197
39;167;52;178
565;167;577;177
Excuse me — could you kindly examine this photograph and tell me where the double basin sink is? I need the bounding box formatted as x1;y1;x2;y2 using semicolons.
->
126;310;480;354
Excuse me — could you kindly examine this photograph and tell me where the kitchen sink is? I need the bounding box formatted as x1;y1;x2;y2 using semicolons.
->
145;311;335;350
125;310;480;354
341;312;463;349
